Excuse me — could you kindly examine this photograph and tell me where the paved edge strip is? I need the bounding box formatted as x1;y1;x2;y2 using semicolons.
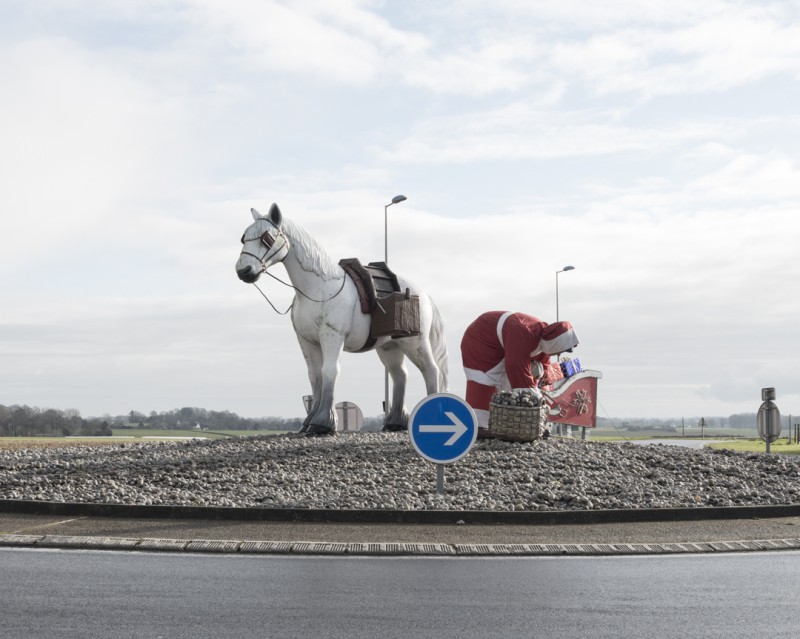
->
2;533;800;556
3;499;800;525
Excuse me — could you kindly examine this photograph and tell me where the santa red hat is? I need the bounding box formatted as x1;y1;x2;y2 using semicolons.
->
533;321;579;356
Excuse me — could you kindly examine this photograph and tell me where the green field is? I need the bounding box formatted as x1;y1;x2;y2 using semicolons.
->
111;428;235;439
592;427;753;439
110;428;293;439
0;430;290;449
707;439;800;455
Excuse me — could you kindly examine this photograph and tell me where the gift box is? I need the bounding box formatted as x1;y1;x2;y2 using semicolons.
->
559;358;582;378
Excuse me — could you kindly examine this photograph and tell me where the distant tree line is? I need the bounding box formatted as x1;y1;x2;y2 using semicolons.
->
126;407;386;432
3;403;792;438
125;407;288;431
0;403;385;437
0;405;112;437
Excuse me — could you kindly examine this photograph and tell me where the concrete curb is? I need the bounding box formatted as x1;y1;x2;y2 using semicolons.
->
3;498;800;525
3;532;800;556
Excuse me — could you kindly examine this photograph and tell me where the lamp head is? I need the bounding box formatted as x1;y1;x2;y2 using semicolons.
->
391;195;407;204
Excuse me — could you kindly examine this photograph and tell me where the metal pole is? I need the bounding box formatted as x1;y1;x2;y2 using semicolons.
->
436;464;444;494
384;203;389;264
383;203;390;421
382;196;406;424
555;266;575;323
555;271;560;322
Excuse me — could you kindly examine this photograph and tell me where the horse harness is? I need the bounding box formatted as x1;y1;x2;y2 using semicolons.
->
241;225;419;348
242;219;347;312
240;219;287;271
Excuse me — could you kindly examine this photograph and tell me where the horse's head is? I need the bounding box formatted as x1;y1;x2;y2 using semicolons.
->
235;203;290;283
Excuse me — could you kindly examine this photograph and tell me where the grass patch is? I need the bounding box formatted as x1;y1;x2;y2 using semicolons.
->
707;439;800;455
0;430;291;450
109;429;289;439
109;429;227;439
0;437;137;450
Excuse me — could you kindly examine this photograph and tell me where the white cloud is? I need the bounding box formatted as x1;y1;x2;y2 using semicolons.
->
688;151;800;202
550;6;800;97
3;0;800;422
0;36;191;266
379;104;735;164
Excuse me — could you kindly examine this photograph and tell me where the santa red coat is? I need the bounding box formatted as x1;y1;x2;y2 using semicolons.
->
460;311;579;426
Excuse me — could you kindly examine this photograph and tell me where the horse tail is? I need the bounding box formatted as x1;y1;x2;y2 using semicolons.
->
429;298;449;392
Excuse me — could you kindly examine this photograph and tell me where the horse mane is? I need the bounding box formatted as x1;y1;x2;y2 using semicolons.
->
282;217;341;280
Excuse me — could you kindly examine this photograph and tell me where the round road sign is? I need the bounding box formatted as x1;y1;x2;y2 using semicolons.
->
408;393;478;464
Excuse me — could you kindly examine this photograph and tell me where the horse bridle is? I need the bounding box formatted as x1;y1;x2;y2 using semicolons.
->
240;217;349;313
240;220;288;272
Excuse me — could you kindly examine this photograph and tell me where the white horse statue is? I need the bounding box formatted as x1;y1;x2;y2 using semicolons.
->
235;204;449;436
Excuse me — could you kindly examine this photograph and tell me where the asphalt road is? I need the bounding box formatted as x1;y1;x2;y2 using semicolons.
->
3;547;800;639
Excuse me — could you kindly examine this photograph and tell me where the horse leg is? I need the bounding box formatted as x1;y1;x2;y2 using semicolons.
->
377;342;409;431
296;335;323;433
400;337;442;395
304;332;344;436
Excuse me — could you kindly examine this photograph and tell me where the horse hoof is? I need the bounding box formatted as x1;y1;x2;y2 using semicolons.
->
305;424;335;437
382;424;407;432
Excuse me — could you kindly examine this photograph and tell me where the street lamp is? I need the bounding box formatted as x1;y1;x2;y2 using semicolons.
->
384;194;407;264
555;265;575;322
383;194;407;423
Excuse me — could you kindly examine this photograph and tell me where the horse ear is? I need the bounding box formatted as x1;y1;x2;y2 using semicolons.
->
268;203;283;227
250;208;261;221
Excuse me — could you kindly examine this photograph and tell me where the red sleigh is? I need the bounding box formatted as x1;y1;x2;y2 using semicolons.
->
541;370;603;429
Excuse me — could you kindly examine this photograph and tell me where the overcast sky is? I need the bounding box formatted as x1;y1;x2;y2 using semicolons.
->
2;0;799;422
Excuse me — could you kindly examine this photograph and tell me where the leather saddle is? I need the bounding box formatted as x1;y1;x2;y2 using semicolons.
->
338;258;400;314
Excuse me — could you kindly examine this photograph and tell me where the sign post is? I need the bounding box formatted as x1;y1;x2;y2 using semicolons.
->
408;393;478;494
757;387;781;453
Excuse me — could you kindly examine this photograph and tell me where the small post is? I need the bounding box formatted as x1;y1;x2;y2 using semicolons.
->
436;464;445;494
757;388;781;454
581;427;588;440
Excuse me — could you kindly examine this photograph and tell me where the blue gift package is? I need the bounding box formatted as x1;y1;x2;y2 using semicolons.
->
560;358;582;377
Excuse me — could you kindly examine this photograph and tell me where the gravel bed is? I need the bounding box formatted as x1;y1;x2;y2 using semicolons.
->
2;433;800;511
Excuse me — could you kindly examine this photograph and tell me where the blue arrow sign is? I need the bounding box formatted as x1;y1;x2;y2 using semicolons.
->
409;393;478;464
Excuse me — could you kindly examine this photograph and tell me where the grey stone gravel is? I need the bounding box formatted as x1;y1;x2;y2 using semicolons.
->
2;433;800;511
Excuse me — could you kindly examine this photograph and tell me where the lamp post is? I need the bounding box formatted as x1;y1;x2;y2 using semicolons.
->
384;194;407;264
555;265;575;322
383;194;407;421
554;265;575;438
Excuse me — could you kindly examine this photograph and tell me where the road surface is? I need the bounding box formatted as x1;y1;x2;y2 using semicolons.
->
2;548;799;639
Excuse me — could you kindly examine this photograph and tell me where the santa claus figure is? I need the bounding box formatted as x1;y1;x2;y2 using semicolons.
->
460;311;579;434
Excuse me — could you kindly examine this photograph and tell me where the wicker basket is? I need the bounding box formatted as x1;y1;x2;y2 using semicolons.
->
488;403;546;442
